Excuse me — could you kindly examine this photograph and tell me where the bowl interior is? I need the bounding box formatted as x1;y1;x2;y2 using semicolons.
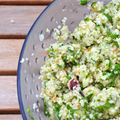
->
17;0;109;119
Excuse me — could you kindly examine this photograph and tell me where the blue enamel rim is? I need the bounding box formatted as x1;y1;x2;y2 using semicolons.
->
17;1;56;119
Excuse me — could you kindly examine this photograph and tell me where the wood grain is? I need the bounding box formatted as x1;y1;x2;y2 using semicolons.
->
0;76;20;113
0;39;24;75
0;6;46;39
0;0;52;5
0;115;22;120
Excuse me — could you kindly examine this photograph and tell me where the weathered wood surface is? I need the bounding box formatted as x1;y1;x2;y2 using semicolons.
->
0;115;22;120
0;6;46;39
0;39;24;75
0;0;52;5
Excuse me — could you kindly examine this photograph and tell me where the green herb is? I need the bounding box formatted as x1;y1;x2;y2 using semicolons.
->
84;17;90;21
54;102;61;110
91;58;97;63
80;0;88;5
83;102;88;111
110;34;119;39
112;41;119;48
103;13;113;23
44;81;47;88
97;99;101;101
66;76;71;80
51;72;56;78
107;26;110;36
65;55;68;62
30;113;34;120
103;103;115;110
87;93;94;101
72;36;77;41
99;9;105;13
44;102;48;116
108;64;120;87
54;109;61;120
80;35;83;40
99;83;104;90
60;83;64;90
91;2;97;7
27;107;30;113
33;80;35;82
103;72;107;76
105;5;108;9
105;58;112;67
67;104;72;110
86;73;91;77
67;47;75;55
54;103;61;120
102;23;106;27
57;64;62;68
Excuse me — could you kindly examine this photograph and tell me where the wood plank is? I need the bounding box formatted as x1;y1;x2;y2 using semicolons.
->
0;39;24;75
0;115;22;120
0;0;52;5
0;76;20;113
0;6;47;39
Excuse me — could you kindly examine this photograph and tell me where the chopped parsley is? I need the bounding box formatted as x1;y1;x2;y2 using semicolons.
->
103;13;113;23
99;9;105;13
80;0;88;5
66;76;71;80
51;72;56;78
91;2;97;7
84;17;90;21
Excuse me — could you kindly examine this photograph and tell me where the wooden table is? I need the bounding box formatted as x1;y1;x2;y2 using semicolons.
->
0;0;52;119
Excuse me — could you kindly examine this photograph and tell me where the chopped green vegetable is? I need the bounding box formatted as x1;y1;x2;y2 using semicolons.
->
67;47;75;55
57;64;62;68
107;26;110;36
83;102;88;111
53;109;61;120
105;58;112;67
110;34;119;39
30;113;34;120
87;93;94;101
51;72;56;78
80;35;83;40
91;2;97;7
99;9;105;13
67;104;72;110
44;81;47;88
80;0;88;5
65;55;68;62
60;83;64;90
102;23;106;27
54;103;61;120
112;41;119;48
27;107;30;113
66;76;71;80
103;13;113;23
99;83;104;90
84;17;90;21
72;36;77;41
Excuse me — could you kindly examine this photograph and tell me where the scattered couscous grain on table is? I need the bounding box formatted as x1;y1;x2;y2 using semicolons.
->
40;0;120;119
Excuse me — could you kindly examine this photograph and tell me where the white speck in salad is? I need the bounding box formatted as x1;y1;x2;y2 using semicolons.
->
46;28;50;33
20;58;25;63
39;34;44;41
57;25;61;29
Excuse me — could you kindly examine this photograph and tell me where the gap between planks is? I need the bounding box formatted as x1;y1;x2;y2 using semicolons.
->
0;0;52;5
0;39;24;75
